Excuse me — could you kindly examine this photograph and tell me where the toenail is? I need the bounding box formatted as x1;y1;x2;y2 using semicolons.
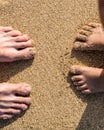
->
71;68;76;74
22;105;28;110
29;49;35;58
24;86;31;94
71;77;75;81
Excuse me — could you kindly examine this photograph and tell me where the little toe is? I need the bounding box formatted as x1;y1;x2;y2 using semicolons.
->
5;30;22;37
88;23;102;28
0;26;13;32
82;89;92;94
76;34;87;42
14;35;29;42
15;47;36;61
14;40;33;49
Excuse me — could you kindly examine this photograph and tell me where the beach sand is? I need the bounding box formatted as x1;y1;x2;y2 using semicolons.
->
0;0;104;130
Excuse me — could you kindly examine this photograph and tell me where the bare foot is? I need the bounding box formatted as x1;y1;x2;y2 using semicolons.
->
73;23;104;51
0;83;31;119
70;65;104;94
0;26;36;62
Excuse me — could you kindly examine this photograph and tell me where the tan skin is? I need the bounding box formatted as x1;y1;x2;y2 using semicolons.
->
71;23;104;94
71;65;104;94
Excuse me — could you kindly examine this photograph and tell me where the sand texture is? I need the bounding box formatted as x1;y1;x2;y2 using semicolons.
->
0;0;104;130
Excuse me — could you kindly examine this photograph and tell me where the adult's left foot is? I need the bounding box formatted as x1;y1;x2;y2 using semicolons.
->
70;65;104;94
0;26;36;62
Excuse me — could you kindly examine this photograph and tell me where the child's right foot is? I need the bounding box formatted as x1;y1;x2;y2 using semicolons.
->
70;65;104;94
74;23;104;51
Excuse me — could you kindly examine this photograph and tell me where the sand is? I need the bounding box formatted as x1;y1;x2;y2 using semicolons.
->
0;0;104;130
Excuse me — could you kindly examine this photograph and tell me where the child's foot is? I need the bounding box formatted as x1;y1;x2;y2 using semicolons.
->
73;23;104;51
70;65;104;94
0;83;31;119
0;26;36;62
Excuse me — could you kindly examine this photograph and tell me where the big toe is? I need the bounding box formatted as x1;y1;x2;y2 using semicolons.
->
15;47;36;61
14;83;31;96
70;65;83;75
73;41;90;51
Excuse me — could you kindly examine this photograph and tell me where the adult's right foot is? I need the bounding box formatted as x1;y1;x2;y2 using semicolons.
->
0;83;31;119
0;26;36;62
73;23;104;51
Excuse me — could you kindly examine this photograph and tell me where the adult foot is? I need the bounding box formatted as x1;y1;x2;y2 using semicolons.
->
0;26;36;62
70;65;104;94
73;23;104;51
0;83;31;119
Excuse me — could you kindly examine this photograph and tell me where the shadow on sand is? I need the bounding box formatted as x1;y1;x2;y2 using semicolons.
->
67;69;104;130
0;59;33;129
67;1;104;129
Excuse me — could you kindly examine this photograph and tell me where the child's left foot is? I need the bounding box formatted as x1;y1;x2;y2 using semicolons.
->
70;65;104;94
73;23;104;51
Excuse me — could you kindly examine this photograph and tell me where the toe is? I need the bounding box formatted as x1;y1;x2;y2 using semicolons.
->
12;103;28;110
0;114;13;120
5;30;22;37
76;34;87;42
14;40;33;49
70;65;83;75
2;96;31;105
88;23;102;28
15;47;36;61
14;83;31;96
0;102;28;110
12;97;31;105
0;83;31;96
79;29;92;36
0;108;21;115
73;41;90;51
4;47;35;62
14;34;29;42
73;80;84;86
0;26;13;32
71;75;83;82
76;84;87;91
82;25;93;32
82;89;91;94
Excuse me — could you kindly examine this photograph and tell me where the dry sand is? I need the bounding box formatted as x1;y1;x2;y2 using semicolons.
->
0;0;104;130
